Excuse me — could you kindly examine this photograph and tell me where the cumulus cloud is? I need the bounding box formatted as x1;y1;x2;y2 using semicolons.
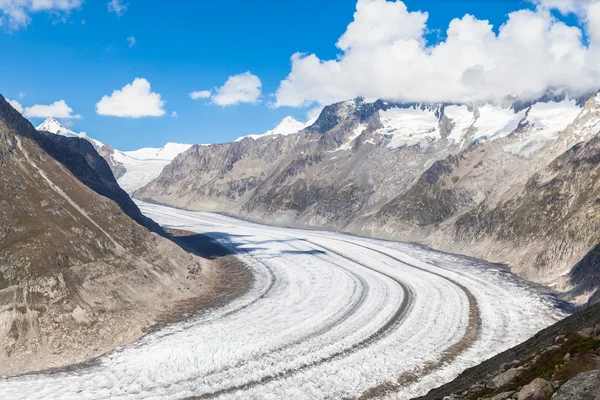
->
107;0;127;16
211;72;262;106
189;90;212;100
7;98;24;113
190;73;262;106
8;98;81;119
96;78;166;118
274;0;600;107
0;0;83;29
127;36;135;47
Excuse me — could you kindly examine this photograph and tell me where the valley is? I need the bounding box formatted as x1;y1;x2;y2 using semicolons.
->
0;202;565;399
5;1;600;398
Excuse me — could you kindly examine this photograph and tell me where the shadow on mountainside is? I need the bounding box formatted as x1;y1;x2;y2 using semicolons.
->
567;243;600;307
32;130;163;233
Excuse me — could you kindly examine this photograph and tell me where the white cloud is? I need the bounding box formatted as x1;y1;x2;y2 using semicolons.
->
307;106;324;121
96;78;166;118
127;36;135;47
8;98;81;118
107;0;127;16
20;99;81;119
274;0;600;107
0;0;83;30
171;111;178;118
7;98;24;113
189;90;212;100
211;72;262;106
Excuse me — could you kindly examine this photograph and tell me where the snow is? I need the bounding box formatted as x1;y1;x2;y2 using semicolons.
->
445;105;475;144
123;142;192;161
379;107;441;149
471;105;527;142
503;100;583;157
36;117;104;147
113;143;192;193
330;124;366;152
235;116;306;142
0;202;566;400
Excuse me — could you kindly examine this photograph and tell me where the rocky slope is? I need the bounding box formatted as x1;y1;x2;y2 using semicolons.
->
32;130;161;232
0;96;217;375
411;302;600;400
135;94;600;304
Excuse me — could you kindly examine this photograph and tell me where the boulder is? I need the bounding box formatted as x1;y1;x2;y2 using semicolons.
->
517;378;554;400
491;391;516;400
489;367;524;389
553;369;600;400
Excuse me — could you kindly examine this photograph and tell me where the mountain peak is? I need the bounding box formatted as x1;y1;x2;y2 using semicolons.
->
268;116;305;136
234;116;306;142
36;117;67;134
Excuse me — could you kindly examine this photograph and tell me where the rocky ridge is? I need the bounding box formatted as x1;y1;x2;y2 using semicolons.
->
0;95;217;375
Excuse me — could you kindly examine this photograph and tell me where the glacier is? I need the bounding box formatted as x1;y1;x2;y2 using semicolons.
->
0;202;566;400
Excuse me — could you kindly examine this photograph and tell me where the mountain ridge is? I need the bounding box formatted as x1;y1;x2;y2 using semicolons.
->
135;92;600;305
0;95;215;375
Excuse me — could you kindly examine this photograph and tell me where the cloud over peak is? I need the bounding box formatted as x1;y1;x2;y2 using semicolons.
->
96;78;166;118
8;98;81;119
274;0;600;108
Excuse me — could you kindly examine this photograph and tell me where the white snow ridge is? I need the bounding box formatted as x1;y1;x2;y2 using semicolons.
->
0;202;565;400
235;116;306;142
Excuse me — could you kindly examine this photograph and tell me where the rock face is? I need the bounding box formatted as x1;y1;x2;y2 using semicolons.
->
0;95;214;375
554;370;600;400
135;94;600;303
32;130;161;232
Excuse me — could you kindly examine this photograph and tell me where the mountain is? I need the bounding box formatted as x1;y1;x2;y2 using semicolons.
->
134;93;600;304
234;116;308;142
36;118;191;193
0;96;212;375
32;129;162;232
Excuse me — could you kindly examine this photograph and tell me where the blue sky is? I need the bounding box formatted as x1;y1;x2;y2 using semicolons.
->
1;0;593;150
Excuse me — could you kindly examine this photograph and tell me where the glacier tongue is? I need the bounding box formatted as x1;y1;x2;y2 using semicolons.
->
0;202;565;400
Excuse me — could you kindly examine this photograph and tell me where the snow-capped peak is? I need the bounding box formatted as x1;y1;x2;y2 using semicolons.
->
235;116;306;142
36;117;77;137
265;116;305;136
36;117;105;148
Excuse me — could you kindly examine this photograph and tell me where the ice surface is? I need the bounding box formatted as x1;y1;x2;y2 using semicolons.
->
379;107;441;149
503;100;583;157
113;143;192;193
122;142;192;161
445;105;475;145
472;105;527;142
0;202;566;400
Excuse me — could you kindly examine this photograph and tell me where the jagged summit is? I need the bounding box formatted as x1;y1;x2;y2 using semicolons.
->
235;116;307;142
